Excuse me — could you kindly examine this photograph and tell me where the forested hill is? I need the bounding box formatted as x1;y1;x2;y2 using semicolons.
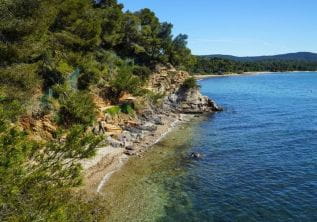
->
202;52;317;62
193;52;317;74
0;0;195;221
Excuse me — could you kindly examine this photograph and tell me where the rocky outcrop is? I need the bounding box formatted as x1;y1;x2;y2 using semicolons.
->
166;87;222;114
148;65;221;114
148;65;189;94
90;65;221;155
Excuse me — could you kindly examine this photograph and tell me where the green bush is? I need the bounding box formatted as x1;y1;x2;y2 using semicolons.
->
132;66;152;80
0;63;40;101
120;103;134;115
105;104;135;116
146;91;165;105
181;77;200;89
105;105;121;116
0;118;106;221
109;65;143;98
58;91;96;127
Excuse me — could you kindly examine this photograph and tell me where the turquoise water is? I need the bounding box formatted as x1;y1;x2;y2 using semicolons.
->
105;72;317;221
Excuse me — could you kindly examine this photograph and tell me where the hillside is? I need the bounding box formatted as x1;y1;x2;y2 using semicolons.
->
0;0;204;221
193;52;317;74
201;52;317;62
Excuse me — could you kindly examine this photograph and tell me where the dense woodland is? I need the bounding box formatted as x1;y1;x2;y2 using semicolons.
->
0;0;195;221
193;57;317;74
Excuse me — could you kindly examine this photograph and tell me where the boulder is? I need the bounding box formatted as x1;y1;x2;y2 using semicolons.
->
104;124;122;135
107;137;123;148
190;152;202;159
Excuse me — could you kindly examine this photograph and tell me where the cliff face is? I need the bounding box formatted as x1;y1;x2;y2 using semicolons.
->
148;65;221;114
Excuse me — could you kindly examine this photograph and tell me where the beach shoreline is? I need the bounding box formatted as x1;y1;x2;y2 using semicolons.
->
82;113;196;193
194;70;317;80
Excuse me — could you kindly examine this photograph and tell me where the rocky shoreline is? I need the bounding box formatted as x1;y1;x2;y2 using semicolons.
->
82;66;221;192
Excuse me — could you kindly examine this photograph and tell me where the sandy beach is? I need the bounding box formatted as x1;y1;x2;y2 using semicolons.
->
194;71;317;80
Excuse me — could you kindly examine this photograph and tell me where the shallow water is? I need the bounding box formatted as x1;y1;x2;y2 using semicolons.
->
104;72;317;222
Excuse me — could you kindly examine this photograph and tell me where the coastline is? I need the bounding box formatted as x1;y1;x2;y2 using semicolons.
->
82;113;196;193
81;66;221;193
194;70;317;80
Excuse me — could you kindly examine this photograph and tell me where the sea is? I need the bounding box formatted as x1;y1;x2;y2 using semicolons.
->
103;72;317;222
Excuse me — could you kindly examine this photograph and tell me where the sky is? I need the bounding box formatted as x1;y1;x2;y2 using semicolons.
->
118;0;317;56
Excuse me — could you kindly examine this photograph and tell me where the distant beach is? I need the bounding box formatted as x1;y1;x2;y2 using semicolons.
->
194;70;317;80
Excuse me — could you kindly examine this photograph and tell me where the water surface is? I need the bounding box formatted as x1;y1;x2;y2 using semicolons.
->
104;72;317;222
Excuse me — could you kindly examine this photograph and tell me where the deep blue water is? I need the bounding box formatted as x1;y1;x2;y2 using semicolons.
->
161;72;317;221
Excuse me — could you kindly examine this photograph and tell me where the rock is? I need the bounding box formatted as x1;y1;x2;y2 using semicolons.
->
104;124;122;135
125;145;135;151
174;88;222;113
138;122;157;131
124;150;136;156
152;116;163;125
190;152;202;159
107;137;123;148
119;93;137;104
42;120;57;133
117;131;133;142
124;126;143;134
168;93;178;103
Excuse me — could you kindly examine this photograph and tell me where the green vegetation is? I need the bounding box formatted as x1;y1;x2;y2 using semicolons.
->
105;106;121;116
182;77;200;89
0;0;195;221
105;104;135;116
193;57;317;74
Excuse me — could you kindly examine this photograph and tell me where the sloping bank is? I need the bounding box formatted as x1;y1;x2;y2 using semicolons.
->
81;66;221;192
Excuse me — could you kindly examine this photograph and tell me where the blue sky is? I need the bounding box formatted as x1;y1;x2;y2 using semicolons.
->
118;0;317;56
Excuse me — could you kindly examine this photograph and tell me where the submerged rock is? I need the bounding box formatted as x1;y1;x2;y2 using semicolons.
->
190;152;202;159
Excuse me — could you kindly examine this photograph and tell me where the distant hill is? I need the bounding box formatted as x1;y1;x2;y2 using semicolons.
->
201;52;317;62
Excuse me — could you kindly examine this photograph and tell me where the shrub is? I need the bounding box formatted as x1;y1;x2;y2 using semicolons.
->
0;63;40;101
120;104;134;115
146;91;165;105
109;65;143;99
58;91;96;127
105;106;121;116
132;66;152;80
181;77;200;89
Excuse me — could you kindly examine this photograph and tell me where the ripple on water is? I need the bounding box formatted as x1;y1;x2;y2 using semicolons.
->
104;72;317;222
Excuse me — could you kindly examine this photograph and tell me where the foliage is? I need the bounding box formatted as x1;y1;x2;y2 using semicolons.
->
0;106;104;221
182;77;200;89
120;104;135;115
105;105;121;116
193;57;317;74
133;65;152;80
146;91;165;105
57;89;97;127
0;0;197;220
109;65;143;98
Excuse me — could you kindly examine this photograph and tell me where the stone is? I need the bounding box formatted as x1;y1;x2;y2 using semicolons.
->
190;152;202;159
119;93;137;103
125;145;135;151
124;150;136;156
107;137;123;148
104;124;122;135
138;122;157;131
